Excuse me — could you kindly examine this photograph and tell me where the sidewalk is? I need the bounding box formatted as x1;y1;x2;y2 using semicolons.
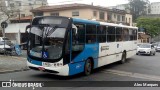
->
0;51;29;74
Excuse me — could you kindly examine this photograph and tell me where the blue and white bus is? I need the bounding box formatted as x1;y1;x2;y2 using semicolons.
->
26;16;138;76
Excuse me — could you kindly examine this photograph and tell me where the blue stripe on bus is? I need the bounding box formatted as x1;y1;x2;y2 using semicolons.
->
27;57;42;66
73;18;99;25
69;43;99;75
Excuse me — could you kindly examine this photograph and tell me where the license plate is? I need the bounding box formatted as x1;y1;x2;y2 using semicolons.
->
42;62;52;67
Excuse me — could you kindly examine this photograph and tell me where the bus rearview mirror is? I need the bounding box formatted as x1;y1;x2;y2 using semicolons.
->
25;25;31;33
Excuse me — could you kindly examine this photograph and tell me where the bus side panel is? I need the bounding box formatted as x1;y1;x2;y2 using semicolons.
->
68;44;99;75
68;62;85;76
98;43;118;67
122;41;135;58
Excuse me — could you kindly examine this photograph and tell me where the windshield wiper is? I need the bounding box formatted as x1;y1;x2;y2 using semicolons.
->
41;24;58;59
45;25;58;37
37;24;58;37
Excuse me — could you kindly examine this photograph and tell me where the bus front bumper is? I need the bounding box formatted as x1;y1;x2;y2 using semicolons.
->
27;61;69;76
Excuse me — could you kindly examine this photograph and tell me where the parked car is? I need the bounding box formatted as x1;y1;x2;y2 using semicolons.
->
137;43;143;48
0;37;12;46
0;41;12;53
136;43;156;56
152;43;158;50
156;44;160;52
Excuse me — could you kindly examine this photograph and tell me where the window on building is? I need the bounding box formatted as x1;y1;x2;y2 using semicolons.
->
86;25;97;43
10;3;14;7
107;26;116;42
93;11;97;17
114;14;116;19
122;16;125;21
34;12;43;16
97;26;107;43
129;18;131;24
19;3;21;6
72;11;79;16
99;12;105;20
107;13;112;20
50;12;59;16
126;18;127;23
21;14;25;17
117;15;120;21
29;3;32;6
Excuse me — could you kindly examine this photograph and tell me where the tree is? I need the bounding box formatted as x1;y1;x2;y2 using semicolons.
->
128;0;150;22
0;0;16;36
136;17;160;37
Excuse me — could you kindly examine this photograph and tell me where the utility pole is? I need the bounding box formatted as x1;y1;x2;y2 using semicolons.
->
1;21;8;55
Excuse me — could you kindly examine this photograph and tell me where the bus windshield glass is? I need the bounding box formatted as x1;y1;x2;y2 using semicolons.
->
28;17;70;60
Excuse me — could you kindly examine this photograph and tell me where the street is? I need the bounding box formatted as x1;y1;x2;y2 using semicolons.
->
0;53;160;90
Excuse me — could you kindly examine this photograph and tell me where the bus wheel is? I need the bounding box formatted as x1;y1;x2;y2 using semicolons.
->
84;59;92;76
120;52;126;64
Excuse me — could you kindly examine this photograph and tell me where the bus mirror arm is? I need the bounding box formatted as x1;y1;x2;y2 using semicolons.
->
25;25;31;33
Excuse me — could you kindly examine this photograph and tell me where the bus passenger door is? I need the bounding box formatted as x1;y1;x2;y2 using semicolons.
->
71;24;85;62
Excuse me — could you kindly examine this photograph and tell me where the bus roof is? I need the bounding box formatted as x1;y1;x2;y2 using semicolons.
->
100;22;138;29
72;18;99;25
72;18;137;29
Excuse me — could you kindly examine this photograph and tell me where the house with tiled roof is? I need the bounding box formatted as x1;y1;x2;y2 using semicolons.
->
30;3;133;26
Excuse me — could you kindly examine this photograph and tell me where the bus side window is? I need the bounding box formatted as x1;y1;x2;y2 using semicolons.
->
107;26;116;42
116;27;122;42
74;24;85;44
71;23;85;59
123;28;129;41
72;24;85;51
97;25;106;43
86;25;96;43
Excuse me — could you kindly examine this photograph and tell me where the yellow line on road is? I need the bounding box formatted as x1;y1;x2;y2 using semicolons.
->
103;69;160;81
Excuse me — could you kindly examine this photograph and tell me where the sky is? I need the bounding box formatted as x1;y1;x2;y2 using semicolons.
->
47;0;160;7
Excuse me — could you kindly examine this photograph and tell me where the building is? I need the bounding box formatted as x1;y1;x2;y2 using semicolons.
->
5;0;48;18
5;16;32;44
150;2;160;14
107;9;132;26
2;0;47;43
31;3;133;26
108;3;131;14
138;32;151;43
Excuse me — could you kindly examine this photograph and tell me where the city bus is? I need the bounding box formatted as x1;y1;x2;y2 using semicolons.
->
26;16;138;76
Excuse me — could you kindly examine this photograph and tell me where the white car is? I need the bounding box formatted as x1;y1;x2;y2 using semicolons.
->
0;41;12;53
136;43;156;56
156;44;160;52
0;37;12;46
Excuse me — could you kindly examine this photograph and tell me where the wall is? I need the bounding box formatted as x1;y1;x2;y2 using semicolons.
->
43;8;108;21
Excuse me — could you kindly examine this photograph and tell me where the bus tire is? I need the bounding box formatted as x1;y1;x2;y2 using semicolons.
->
84;59;92;76
120;52;126;64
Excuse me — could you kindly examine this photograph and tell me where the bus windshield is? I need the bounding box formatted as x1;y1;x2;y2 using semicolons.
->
28;17;70;60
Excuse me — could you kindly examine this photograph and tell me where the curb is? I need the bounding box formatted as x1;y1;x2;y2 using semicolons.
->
0;55;27;60
0;68;30;74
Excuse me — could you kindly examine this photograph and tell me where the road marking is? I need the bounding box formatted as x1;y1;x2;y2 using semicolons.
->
102;69;160;81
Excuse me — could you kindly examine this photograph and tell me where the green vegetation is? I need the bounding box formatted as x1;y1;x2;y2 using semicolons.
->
128;0;150;21
136;17;160;37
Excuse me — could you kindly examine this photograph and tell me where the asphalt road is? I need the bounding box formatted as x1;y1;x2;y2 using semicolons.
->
0;52;160;90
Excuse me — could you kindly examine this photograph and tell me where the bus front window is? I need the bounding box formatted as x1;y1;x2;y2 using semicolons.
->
29;26;66;60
